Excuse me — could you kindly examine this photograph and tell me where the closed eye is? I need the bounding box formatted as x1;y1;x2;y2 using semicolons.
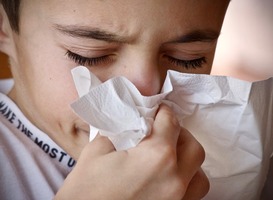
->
66;50;206;70
66;50;113;66
165;55;206;69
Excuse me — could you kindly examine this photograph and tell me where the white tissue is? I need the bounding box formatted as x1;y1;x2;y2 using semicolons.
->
71;66;273;200
71;66;171;150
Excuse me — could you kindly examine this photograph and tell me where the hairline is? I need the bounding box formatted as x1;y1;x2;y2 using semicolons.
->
0;0;21;33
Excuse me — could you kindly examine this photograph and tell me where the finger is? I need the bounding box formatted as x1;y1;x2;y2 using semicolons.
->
177;127;206;181
182;169;210;200
144;103;180;148
82;134;116;158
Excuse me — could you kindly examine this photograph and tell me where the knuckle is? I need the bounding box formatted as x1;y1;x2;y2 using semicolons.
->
169;177;188;199
158;106;180;129
186;170;210;199
198;170;210;198
167;113;180;129
163;145;177;160
148;144;177;170
157;176;187;200
202;177;210;198
194;141;206;163
188;138;206;164
157;145;177;166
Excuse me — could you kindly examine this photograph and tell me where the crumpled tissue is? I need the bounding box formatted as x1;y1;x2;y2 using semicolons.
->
71;66;273;200
71;66;171;150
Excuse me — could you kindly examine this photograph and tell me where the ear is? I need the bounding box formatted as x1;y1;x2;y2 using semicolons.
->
0;4;16;57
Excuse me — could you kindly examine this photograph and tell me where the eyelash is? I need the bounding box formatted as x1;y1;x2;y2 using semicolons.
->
165;56;206;69
66;50;206;69
66;50;112;66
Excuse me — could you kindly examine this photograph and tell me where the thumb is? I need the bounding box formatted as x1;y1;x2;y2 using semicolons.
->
82;134;116;158
150;103;180;148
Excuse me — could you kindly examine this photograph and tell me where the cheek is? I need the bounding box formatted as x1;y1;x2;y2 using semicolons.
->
32;59;79;115
14;40;80;119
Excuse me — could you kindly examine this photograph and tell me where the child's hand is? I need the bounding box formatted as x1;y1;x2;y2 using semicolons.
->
54;104;209;200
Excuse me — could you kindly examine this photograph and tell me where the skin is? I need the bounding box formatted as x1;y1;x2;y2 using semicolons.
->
0;0;229;199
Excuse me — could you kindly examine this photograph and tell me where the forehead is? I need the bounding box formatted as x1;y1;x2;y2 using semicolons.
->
21;0;229;23
19;0;229;40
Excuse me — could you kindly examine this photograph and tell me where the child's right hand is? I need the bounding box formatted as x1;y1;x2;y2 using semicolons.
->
54;104;209;200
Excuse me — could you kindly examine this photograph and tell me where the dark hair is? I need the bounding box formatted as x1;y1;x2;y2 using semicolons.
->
0;0;21;32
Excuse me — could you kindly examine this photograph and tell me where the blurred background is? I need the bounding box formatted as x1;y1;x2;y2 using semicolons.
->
212;0;273;81
0;52;10;79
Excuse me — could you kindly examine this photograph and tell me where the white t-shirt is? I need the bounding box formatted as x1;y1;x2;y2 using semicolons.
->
0;91;75;200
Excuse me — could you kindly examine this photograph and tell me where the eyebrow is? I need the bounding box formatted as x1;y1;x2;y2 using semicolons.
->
54;24;219;44
54;24;128;43
171;30;220;43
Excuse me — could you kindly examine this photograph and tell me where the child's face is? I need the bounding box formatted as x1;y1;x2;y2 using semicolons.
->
5;0;229;158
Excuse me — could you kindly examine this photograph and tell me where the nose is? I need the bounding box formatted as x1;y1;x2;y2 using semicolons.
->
124;67;161;96
116;56;162;96
91;49;165;96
